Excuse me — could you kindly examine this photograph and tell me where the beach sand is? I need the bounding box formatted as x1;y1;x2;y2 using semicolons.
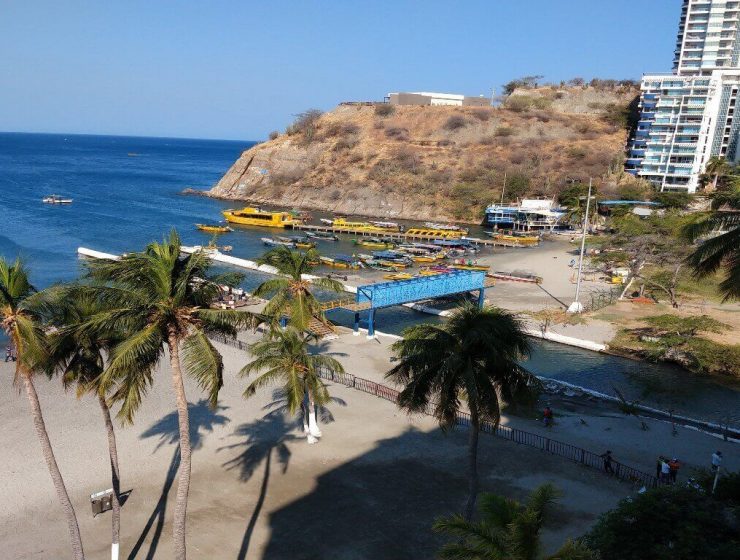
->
1;338;641;560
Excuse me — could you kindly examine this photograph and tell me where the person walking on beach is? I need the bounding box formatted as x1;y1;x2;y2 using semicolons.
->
4;345;10;362
668;458;680;483
601;450;615;474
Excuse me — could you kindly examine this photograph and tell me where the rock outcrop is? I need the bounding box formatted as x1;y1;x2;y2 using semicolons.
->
207;86;639;222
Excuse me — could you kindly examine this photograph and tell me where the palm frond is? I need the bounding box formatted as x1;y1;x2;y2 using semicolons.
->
181;330;223;408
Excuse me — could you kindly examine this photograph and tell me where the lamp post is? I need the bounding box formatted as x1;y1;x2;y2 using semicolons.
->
567;178;593;314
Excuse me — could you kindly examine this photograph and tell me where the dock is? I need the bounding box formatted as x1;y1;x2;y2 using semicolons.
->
290;224;536;248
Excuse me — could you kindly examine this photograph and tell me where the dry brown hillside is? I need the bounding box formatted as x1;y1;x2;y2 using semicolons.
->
207;86;638;222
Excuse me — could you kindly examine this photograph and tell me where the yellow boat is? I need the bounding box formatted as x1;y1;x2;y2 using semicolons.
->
419;268;443;276
319;256;360;270
383;272;414;281
223;207;301;228
353;238;395;249
332;218;400;234
411;255;439;263
196;224;233;233
450;262;490;271
405;228;465;239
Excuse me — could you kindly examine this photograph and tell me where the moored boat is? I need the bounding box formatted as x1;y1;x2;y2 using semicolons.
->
305;231;339;241
383;272;414;281
262;237;294;247
196;224;233;233
353;237;395;249
404;227;465;239
449;259;489;271
424;222;468;234
319;255;362;269
224;207;302;228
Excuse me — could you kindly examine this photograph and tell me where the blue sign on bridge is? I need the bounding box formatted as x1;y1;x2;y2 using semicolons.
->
351;271;487;338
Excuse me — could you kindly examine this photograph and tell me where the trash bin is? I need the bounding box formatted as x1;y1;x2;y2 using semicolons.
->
90;489;114;516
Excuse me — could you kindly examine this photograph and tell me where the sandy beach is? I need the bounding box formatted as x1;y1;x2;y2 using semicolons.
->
1;330;736;559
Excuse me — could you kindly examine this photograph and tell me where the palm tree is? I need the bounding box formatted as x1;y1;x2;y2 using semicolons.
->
240;327;344;443
701;156;732;191
683;188;740;301
44;289;125;560
84;230;255;560
434;484;596;560
254;246;344;331
387;304;537;520
0;258;86;560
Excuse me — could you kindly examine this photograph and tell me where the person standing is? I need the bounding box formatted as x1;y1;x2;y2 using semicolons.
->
660;460;671;483
543;406;554;428
668;458;680;483
711;451;723;472
601;450;615;474
4;345;10;362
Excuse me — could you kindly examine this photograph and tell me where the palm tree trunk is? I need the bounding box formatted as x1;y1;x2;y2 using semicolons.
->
98;394;121;560
168;333;192;560
464;408;480;521
20;367;85;560
307;389;321;441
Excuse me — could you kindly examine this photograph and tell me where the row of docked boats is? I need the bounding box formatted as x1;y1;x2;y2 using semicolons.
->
261;236;316;249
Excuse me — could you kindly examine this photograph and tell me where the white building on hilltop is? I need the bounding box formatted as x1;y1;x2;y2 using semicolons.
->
626;0;740;193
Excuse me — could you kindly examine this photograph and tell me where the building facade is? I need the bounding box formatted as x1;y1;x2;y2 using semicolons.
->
626;0;740;192
387;91;491;107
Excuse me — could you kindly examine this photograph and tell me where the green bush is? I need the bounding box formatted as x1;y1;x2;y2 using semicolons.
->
651;191;693;209
584;486;739;560
505;95;551;113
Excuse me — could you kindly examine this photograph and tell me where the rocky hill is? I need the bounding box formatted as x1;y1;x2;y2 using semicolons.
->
206;86;639;222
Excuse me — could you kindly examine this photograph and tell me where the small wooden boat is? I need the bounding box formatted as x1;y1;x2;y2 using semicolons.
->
353;238;395;249
383;272;414;281
262;237;293;247
278;236;316;249
319;255;361;270
196;224;233;233
305;231;339;241
411;255;439;263
449;260;489;271
42;194;73;204
424;222;468;234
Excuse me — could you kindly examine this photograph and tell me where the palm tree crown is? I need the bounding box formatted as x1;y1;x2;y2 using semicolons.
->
434;484;596;560
254;246;344;331
387;304;537;520
683;188;740;301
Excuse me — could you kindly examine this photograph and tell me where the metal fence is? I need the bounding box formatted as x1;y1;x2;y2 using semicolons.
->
583;286;623;312
212;333;658;489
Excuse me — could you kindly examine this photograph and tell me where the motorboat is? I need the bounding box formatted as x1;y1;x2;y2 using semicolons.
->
196;224;233;233
42;194;73;204
305;231;339;241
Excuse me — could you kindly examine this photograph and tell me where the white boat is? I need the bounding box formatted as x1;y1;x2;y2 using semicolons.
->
319;218;334;225
42;194;73;204
261;237;293;247
424;222;466;232
370;220;400;229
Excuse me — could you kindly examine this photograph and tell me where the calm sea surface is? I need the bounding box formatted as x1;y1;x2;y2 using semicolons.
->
1;132;738;427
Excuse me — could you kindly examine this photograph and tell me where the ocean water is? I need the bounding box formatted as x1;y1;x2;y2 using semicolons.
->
1;132;738;427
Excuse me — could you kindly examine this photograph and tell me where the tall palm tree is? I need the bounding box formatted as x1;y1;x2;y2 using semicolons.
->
0;258;86;560
434;484;596;560
254;246;344;330
240;327;344;443
44;289;125;560
683;188;740;301
84;230;254;560
387;304;537;521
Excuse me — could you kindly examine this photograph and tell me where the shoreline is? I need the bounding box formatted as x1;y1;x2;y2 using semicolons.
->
355;327;740;438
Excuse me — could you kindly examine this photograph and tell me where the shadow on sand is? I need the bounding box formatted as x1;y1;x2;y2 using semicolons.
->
219;409;301;560
127;400;230;560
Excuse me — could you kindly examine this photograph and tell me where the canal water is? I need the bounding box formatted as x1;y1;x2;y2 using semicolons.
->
1;132;738;427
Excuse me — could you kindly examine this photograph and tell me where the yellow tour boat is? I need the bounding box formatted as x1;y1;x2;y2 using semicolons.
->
449;261;490;271
404;228;465;239
222;207;302;228
331;218;400;233
196;224;233;233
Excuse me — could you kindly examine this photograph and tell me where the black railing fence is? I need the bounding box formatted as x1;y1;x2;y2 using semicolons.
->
212;333;658;489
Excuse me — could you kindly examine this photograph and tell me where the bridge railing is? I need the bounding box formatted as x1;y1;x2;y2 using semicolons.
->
210;333;658;489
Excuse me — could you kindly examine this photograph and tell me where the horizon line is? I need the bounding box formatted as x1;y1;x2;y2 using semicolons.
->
0;130;260;144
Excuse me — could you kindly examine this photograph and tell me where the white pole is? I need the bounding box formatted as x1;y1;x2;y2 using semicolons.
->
500;172;507;204
568;178;592;313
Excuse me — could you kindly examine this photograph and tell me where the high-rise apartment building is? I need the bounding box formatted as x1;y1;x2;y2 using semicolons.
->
626;1;740;192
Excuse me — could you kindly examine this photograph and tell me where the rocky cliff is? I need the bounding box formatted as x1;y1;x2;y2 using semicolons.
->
206;86;638;222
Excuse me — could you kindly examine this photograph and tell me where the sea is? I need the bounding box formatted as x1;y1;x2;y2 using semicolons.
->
1;132;738;428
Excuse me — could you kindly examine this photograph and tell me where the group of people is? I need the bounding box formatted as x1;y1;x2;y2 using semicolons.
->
5;344;17;362
657;456;681;483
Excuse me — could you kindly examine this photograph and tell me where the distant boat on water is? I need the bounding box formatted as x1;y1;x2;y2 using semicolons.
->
42;194;73;204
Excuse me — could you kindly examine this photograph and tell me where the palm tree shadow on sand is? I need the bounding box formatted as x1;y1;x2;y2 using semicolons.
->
127;399;230;560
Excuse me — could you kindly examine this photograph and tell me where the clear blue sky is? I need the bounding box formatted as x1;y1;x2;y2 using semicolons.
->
1;0;680;141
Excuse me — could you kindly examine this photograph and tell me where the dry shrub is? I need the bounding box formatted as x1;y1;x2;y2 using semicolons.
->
374;121;385;130
495;126;515;137
374;104;395;117
471;108;492;121
286;109;323;143
333;136;359;151
443;115;468;131
324;122;360;138
346;152;363;164
437;139;455;147
328;189;342;201
509;152;526;165
385;127;409;140
268;130;279;140
479;135;496;145
574;122;593;134
270;168;305;185
566;146;587;160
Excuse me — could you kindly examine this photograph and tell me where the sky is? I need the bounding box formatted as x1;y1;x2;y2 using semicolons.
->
0;0;680;141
